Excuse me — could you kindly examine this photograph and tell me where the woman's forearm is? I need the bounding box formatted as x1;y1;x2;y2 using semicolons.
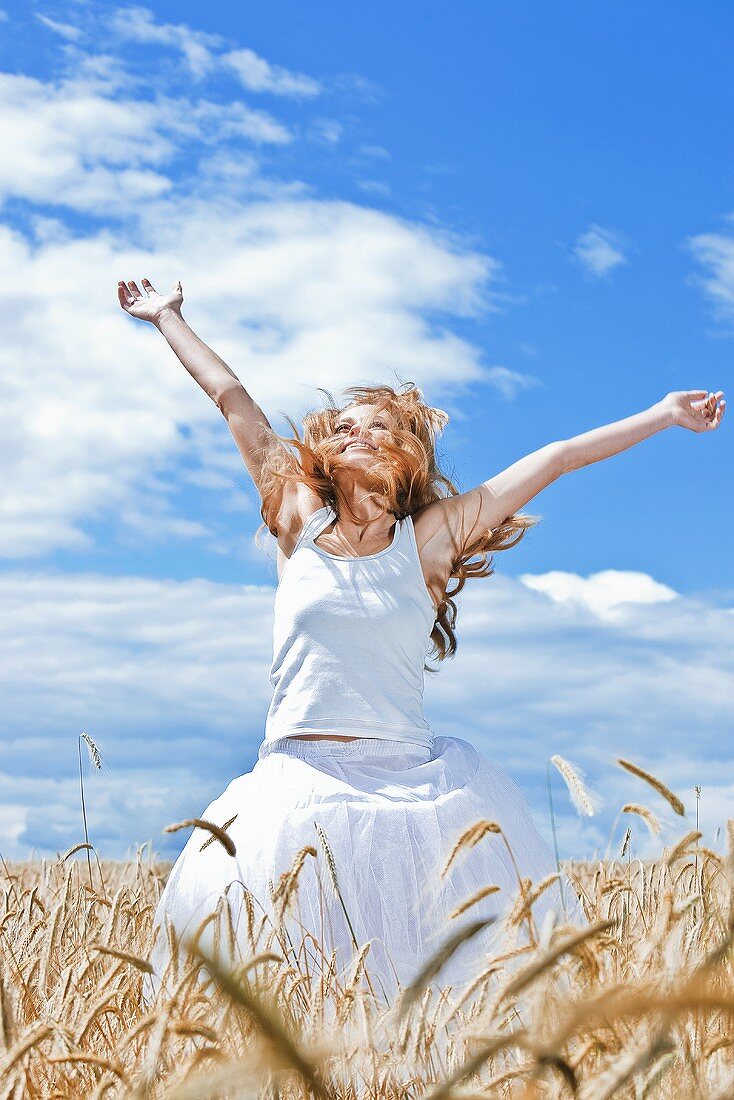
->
559;400;675;474
155;308;245;407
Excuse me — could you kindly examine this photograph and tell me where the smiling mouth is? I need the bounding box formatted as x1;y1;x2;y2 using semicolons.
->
343;440;376;452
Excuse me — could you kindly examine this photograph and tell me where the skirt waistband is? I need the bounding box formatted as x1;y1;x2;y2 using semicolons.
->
258;735;433;761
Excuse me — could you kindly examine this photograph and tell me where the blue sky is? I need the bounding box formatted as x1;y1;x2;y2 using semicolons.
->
0;1;731;863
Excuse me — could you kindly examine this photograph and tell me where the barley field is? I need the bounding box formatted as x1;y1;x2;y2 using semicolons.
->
1;812;732;1100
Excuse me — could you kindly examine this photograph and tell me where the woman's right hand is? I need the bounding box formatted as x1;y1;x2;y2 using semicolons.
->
117;278;184;326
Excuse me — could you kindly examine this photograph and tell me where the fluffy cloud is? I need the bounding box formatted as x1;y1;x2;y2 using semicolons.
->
687;221;734;320
0;196;506;559
0;567;730;860
106;6;225;79
519;569;678;620
482;366;541;401
572;224;628;278
221;48;321;98
105;6;321;96
0;69;292;215
35;14;83;42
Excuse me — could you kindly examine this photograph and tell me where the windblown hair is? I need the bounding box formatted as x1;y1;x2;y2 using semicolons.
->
255;382;539;664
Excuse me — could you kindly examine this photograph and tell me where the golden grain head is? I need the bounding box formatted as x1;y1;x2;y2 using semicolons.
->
163;818;237;858
617;758;686;816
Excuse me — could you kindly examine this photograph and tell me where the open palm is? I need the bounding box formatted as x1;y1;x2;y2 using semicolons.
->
665;390;726;433
118;278;183;324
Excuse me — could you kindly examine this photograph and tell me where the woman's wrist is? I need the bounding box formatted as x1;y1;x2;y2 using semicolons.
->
154;307;186;334
655;394;681;429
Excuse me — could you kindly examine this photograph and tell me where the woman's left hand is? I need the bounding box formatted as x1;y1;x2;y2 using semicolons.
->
662;390;726;432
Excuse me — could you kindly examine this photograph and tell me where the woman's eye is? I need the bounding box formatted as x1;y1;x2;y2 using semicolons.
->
335;420;386;432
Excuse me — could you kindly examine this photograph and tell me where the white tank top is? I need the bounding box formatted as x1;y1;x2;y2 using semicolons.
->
261;504;438;750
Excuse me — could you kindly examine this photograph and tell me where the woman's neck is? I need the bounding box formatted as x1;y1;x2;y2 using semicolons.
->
330;482;394;538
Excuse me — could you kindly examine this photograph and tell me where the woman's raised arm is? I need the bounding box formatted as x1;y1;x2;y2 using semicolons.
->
118;277;282;501
427;389;725;559
559;389;725;473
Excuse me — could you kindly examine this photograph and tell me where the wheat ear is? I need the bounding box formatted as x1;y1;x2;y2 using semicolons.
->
622;803;662;837
164;819;237;857
441;820;502;879
550;754;598;817
617;758;685;816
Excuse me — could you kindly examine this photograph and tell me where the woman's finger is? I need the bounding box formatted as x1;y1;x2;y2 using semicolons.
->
141;277;157;295
117;281;133;308
703;401;721;429
127;280;142;299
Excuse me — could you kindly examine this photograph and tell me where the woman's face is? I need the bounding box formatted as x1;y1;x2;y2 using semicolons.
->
332;404;396;465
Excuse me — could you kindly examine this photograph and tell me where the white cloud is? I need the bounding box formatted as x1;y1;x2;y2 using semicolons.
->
0;567;731;860
107;5;223;79
572;224;628;278
687;221;734;320
0;803;28;848
0;196;502;559
483;366;541;401
519;569;678;620
36;14;83;41
106;6;321;97
0;71;293;215
309;119;343;145
221;47;321;98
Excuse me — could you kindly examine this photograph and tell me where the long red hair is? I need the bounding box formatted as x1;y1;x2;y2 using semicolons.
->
255;382;539;663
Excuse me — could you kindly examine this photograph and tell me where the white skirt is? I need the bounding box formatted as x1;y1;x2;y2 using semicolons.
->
143;735;578;1009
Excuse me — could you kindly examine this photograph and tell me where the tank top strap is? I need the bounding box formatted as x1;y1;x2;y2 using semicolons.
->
293;505;334;555
402;511;420;563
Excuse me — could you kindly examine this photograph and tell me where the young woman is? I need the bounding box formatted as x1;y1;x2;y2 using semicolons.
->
118;278;725;1007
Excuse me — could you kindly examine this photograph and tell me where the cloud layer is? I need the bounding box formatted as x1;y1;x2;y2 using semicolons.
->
688;220;734;321
1;566;730;860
